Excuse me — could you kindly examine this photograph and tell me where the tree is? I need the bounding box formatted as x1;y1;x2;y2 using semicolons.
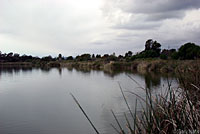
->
178;42;200;60
66;56;73;60
125;51;133;57
14;53;20;57
152;41;161;54
96;54;101;58
139;39;162;58
76;54;91;61
145;39;153;51
42;55;53;61
7;52;13;57
92;54;95;59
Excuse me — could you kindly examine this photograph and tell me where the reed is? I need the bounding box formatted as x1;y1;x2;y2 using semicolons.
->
111;66;200;134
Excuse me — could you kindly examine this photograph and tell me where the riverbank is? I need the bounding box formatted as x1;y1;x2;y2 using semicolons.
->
1;59;199;75
61;59;200;74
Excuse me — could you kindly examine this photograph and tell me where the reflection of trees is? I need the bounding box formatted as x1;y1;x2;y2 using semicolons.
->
103;69;121;78
73;67;91;75
65;67;175;90
40;67;51;73
57;68;62;76
0;67;33;76
0;67;31;73
144;72;161;89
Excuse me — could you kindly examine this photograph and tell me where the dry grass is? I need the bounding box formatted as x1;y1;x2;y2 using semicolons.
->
117;63;200;134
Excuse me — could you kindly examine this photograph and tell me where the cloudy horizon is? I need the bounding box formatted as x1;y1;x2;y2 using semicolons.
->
0;0;200;57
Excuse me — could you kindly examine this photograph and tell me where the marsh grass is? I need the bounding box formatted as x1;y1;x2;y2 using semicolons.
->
71;64;200;134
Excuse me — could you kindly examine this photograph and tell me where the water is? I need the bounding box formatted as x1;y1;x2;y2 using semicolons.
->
0;67;178;134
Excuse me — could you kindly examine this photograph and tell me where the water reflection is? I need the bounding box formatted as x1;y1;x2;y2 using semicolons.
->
0;67;177;134
0;67;175;90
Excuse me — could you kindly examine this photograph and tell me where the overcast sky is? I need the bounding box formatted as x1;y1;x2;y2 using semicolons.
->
0;0;200;57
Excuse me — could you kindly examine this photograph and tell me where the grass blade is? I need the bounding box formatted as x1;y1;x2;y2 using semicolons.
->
70;93;100;134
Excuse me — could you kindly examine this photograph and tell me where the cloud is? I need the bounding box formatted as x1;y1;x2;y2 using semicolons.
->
0;0;107;56
100;0;200;51
118;0;200;14
0;0;199;56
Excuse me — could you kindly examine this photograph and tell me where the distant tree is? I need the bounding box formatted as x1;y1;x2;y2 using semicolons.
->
42;55;53;61
160;54;168;60
134;39;162;58
151;41;161;54
76;54;91;61
118;55;124;59
20;54;33;62
66;56;73;60
178;42;200;60
92;54;95;59
58;54;62;61
12;53;20;62
160;49;176;59
58;54;62;58
145;39;153;51
14;53;20;57
103;54;109;58
171;51;179;60
125;51;133;57
96;54;101;58
7;52;13;57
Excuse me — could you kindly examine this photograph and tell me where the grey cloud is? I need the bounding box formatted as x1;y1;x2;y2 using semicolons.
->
120;0;200;14
113;20;161;30
145;10;185;21
102;0;200;23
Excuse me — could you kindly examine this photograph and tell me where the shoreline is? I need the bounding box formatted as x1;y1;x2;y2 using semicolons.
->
61;59;200;74
0;59;199;75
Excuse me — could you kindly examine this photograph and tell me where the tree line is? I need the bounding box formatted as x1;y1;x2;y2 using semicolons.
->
0;39;200;63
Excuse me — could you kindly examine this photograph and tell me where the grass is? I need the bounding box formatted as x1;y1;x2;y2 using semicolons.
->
71;63;200;134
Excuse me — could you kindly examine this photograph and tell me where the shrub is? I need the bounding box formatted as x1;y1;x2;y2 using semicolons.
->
160;54;168;60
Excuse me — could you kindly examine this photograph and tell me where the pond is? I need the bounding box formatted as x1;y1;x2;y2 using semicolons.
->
0;67;178;134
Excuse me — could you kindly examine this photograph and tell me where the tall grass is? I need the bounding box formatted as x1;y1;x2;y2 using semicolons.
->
71;63;200;134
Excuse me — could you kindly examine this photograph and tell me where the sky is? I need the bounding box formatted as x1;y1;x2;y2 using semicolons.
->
0;0;200;57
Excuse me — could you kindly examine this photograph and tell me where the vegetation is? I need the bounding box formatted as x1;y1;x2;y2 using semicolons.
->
72;63;200;134
1;40;199;65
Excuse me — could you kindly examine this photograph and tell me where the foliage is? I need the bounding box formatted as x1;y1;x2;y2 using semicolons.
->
125;51;133;58
66;56;74;60
131;39;162;60
0;40;199;64
160;53;168;60
76;54;91;61
171;51;179;60
178;42;200;60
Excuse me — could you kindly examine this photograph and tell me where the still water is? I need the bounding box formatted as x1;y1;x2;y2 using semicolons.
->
0;67;178;134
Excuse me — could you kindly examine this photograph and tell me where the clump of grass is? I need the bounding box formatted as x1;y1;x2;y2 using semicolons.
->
113;66;200;134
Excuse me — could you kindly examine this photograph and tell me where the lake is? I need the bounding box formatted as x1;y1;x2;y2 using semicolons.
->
0;67;178;134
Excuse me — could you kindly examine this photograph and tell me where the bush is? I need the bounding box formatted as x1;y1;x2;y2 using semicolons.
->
160;54;168;60
171;51;179;60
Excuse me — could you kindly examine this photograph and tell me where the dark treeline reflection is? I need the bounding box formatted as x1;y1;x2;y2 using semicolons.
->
0;66;175;90
0;67;53;76
0;67;33;75
69;67;176;89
